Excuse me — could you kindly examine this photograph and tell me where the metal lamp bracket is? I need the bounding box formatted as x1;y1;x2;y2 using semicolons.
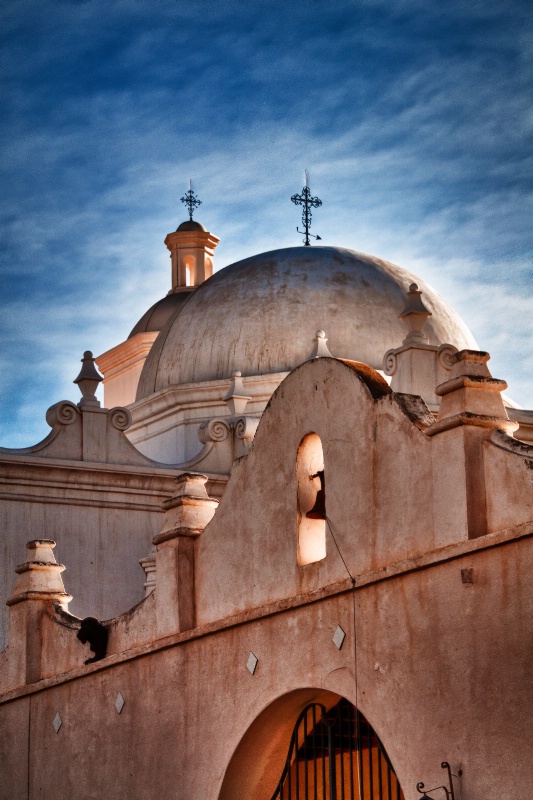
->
416;761;462;800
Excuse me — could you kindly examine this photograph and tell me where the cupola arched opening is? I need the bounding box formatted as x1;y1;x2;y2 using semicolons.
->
182;254;196;286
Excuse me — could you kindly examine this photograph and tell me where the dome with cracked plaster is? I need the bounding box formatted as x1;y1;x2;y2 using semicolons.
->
136;245;477;399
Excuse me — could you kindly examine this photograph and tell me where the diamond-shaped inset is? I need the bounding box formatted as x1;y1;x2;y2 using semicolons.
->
333;625;346;650
246;651;258;675
52;712;62;733
114;692;125;714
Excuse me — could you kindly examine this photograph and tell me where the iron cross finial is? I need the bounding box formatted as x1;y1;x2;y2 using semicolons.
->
291;170;322;246
180;179;202;221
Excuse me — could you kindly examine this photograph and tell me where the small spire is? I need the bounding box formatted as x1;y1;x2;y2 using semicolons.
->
310;330;333;358
399;283;432;344
7;540;72;608
180;179;202;221
74;351;103;409
154;473;219;545
224;370;252;416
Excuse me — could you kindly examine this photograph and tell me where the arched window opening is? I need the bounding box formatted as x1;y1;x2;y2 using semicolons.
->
270;698;405;800
182;254;196;287
296;433;326;565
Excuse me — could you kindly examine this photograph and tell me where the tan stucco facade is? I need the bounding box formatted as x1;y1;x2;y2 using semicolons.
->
1;354;532;799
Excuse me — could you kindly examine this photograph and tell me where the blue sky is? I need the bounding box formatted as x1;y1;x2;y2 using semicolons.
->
1;0;532;447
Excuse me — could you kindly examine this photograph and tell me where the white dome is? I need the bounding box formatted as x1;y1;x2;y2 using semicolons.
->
137;246;477;399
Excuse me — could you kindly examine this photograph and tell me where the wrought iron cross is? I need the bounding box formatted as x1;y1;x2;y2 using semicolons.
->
180;179;202;221
291;170;322;246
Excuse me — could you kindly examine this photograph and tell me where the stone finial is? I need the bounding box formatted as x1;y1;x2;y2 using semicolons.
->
7;540;72;609
425;349;519;436
310;330;333;358
399;284;432;344
224;371;252;416
153;473;219;545
74;351;103;409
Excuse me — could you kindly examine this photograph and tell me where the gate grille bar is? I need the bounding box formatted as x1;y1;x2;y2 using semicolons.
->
270;699;405;800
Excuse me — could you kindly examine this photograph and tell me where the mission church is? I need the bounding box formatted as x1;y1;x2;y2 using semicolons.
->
0;184;532;800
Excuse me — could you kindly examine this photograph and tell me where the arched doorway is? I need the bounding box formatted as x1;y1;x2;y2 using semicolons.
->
219;690;405;800
270;698;404;800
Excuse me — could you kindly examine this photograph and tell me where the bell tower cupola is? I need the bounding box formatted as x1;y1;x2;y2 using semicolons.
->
164;220;220;293
165;181;220;293
96;183;220;409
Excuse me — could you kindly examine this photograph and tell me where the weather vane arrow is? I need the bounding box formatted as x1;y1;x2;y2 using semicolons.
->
291;170;322;246
180;179;202;221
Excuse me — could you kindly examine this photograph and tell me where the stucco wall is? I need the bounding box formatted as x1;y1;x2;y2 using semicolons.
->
0;425;181;652
1;535;532;799
1;356;532;799
195;359;441;625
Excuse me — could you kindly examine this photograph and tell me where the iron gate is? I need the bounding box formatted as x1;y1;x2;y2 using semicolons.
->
270;699;404;800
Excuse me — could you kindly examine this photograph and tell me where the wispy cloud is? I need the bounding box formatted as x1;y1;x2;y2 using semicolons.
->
1;0;532;445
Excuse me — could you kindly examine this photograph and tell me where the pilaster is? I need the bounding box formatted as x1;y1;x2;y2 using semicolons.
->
426;350;518;542
153;473;218;636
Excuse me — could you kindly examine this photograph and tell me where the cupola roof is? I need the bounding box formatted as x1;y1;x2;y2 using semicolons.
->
176;219;207;232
